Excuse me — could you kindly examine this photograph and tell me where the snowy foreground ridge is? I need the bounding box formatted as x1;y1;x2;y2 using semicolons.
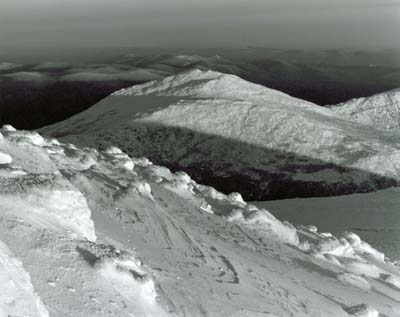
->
0;126;399;316
42;70;400;200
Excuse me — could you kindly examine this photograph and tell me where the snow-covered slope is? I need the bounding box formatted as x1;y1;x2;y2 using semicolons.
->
42;70;400;200
255;187;400;261
330;89;400;131
0;241;48;317
1;126;400;316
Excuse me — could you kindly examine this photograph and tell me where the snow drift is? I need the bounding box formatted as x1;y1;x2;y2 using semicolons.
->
0;126;399;316
42;70;400;200
0;241;49;317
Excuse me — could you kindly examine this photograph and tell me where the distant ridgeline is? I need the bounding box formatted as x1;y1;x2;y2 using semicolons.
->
1;49;399;130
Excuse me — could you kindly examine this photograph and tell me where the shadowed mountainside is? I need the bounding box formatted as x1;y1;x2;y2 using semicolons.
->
50;122;399;201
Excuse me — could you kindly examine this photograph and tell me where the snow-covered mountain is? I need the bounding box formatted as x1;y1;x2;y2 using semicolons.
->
1;126;399;316
330;89;400;131
42;70;400;200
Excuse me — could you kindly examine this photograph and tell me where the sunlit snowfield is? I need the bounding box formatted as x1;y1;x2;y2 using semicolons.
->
1;126;400;316
256;188;400;261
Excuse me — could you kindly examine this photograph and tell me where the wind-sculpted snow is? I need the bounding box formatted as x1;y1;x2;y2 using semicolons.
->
330;89;400;131
43;70;400;200
0;126;96;242
0;127;400;316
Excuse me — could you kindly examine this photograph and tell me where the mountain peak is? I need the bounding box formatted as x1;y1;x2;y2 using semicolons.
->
113;68;291;99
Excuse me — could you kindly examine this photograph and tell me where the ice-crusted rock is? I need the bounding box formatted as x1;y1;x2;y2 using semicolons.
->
0;127;399;316
41;70;400;200
0;130;96;242
346;304;379;317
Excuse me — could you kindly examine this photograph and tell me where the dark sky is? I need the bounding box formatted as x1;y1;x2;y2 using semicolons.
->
1;0;399;49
